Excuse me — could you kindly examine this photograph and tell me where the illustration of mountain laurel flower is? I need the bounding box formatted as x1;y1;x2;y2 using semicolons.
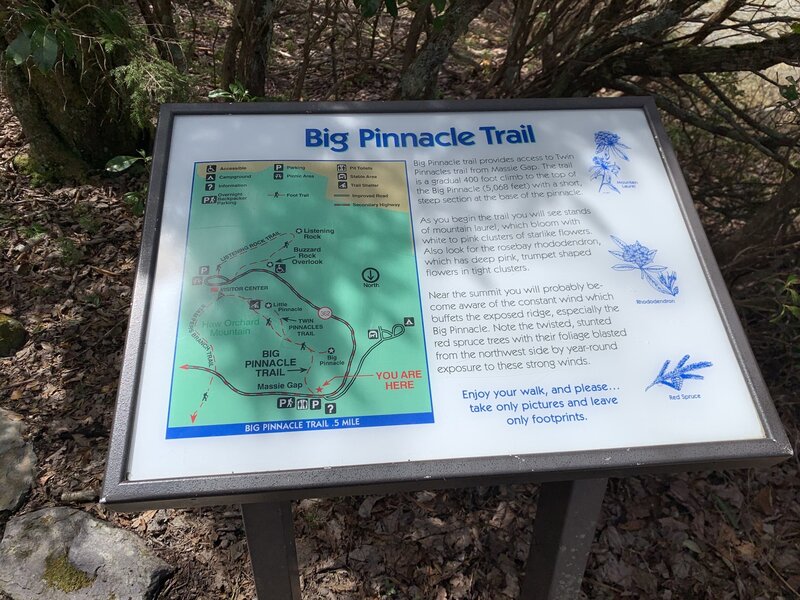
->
590;156;621;193
646;355;713;391
589;131;631;193
609;235;679;296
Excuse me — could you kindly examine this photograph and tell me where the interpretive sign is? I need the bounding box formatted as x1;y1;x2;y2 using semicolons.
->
103;98;790;510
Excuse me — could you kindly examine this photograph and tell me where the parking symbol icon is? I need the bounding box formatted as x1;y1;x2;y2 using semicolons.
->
277;397;295;409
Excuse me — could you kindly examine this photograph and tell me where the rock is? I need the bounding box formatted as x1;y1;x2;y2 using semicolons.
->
0;409;36;515
0;315;27;357
0;508;173;600
60;490;98;504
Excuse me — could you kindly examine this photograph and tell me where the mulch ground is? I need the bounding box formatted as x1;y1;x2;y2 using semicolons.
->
2;4;800;598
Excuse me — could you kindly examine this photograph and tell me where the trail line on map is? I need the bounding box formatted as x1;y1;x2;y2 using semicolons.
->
182;266;375;399
180;324;405;400
180;363;313;397
231;233;295;277
329;325;405;399
180;318;403;400
323;373;375;386
213;267;358;396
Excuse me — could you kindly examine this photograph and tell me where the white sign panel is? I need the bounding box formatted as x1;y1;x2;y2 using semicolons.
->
108;100;786;495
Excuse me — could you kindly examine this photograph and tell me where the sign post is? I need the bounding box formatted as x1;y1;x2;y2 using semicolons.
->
520;479;608;600
241;501;300;600
102;98;791;598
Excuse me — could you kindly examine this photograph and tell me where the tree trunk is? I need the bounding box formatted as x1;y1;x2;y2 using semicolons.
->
291;0;333;100
401;0;433;71
487;0;533;95
397;0;493;100
135;0;187;72
221;0;279;96
1;1;146;178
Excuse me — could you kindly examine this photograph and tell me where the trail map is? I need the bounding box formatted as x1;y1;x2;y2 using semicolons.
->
166;160;433;438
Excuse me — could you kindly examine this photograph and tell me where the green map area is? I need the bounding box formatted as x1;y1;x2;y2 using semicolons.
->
167;160;433;438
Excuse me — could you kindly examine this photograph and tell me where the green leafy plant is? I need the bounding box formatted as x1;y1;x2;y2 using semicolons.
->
354;0;397;17
75;208;101;234
5;13;75;72
106;150;151;216
123;191;146;216
3;4;135;72
105;149;151;174
779;75;798;102
83;294;101;307
20;223;46;238
778;75;799;121
57;238;84;266
208;81;260;102
773;274;800;321
352;0;449;28
112;56;191;129
4;4;189;135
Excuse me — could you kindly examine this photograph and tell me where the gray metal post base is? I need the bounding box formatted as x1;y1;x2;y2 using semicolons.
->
242;501;301;600
520;478;608;600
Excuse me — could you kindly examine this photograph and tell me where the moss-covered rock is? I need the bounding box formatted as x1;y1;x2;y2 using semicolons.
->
0;508;174;600
0;315;27;357
12;154;75;187
0;408;36;515
43;553;95;592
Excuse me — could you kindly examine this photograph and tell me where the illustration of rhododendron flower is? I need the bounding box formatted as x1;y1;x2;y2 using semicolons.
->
594;131;630;161
609;235;679;296
611;238;657;268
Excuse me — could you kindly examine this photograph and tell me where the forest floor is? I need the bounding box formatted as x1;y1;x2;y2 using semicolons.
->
2;2;800;598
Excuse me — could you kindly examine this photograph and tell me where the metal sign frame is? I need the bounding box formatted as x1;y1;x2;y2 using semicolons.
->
101;97;791;511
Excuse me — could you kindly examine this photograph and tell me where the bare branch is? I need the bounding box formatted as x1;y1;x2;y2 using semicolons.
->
589;33;800;85
609;77;798;168
697;72;796;146
522;0;703;96
688;0;746;44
